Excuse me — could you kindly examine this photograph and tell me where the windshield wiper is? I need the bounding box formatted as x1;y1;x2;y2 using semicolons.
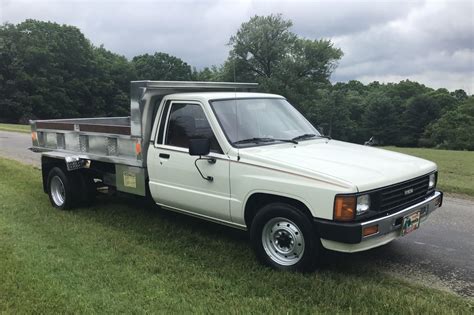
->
233;137;298;145
292;133;317;141
291;133;331;141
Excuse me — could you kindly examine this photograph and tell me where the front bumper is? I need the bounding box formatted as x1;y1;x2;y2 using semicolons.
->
314;191;443;252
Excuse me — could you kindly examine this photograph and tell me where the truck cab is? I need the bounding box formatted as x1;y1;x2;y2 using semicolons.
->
30;81;443;271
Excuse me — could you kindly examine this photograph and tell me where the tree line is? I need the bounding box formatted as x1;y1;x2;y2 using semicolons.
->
0;17;472;150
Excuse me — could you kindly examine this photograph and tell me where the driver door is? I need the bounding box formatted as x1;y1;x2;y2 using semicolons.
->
147;101;231;222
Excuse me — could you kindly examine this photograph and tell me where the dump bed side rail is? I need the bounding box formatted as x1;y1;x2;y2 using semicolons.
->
30;116;143;167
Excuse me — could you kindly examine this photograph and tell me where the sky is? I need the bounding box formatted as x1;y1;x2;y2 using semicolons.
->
1;0;473;93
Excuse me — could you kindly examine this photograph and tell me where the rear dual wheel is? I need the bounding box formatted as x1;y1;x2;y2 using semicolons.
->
47;167;95;210
250;203;321;272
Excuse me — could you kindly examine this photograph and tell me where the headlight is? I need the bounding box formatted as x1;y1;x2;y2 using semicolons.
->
428;173;436;188
334;194;371;221
356;194;370;215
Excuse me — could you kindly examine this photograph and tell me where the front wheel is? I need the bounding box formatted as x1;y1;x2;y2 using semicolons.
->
250;203;321;271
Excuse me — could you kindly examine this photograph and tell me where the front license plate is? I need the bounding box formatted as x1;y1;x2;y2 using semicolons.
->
401;211;421;236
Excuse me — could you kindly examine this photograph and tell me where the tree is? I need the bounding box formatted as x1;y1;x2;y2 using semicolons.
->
0;20;98;121
400;94;441;146
229;14;296;78
90;46;136;116
398;90;458;146
300;88;362;141
451;89;468;101
422;98;474;150
226;14;342;93
132;52;192;81
0;23;30;122
0;20;137;122
385;80;430;100
192;66;224;82
363;91;401;144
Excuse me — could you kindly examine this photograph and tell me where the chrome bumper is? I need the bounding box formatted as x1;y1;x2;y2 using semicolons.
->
314;191;443;245
361;190;443;241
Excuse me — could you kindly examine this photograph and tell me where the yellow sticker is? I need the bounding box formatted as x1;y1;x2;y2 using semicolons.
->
123;172;137;188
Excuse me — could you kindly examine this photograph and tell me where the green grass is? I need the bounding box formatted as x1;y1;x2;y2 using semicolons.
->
0;158;472;313
384;147;474;197
0;123;30;133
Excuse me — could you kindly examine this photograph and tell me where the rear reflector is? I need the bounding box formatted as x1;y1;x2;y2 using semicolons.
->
135;141;142;155
362;225;379;237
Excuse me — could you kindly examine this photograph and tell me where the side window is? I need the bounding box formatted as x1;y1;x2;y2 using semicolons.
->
157;101;171;144
165;103;222;153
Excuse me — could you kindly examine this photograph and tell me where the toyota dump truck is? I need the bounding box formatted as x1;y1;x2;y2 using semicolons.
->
30;81;443;271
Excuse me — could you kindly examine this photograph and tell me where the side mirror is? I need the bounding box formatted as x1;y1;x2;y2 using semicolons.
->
189;138;210;156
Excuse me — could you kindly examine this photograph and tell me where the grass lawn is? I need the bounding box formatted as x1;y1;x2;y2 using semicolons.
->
0;157;472;313
0;123;30;133
384;147;474;197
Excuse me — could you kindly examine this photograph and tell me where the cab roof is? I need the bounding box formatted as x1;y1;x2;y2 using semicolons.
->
164;92;284;101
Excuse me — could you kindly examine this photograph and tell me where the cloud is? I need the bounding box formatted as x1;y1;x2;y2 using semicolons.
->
1;0;473;93
331;0;474;93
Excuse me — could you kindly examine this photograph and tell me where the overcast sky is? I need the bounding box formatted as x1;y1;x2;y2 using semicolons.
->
1;0;473;93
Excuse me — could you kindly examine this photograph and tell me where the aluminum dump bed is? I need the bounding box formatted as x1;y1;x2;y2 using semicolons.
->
30;81;258;168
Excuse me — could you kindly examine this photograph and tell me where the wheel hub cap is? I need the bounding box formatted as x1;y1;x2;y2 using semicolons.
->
50;176;66;206
262;217;305;266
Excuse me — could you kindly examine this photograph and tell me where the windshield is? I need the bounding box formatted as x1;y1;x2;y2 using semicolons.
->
210;98;320;147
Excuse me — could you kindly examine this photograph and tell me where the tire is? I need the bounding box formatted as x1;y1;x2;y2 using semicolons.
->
47;167;81;210
77;172;96;206
250;203;321;272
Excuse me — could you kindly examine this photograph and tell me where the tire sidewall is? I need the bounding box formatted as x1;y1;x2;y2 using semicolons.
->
250;203;320;272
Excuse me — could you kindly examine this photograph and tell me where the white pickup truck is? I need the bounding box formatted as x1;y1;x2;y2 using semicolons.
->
30;81;443;271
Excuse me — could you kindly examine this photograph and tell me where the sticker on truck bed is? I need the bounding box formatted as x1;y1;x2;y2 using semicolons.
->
123;172;137;188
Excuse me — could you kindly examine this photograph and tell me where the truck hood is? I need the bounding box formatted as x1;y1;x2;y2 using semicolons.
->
239;140;437;192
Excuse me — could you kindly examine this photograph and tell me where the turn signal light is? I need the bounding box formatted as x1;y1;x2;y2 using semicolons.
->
334;195;356;221
362;225;379;237
31;131;37;142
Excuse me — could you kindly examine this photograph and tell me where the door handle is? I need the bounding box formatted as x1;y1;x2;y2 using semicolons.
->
159;153;170;159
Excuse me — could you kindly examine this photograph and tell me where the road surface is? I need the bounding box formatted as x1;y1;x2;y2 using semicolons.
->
0;130;40;167
0;130;472;297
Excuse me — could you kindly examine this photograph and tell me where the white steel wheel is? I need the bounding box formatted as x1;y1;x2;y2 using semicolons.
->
250;202;321;271
50;175;66;207
261;217;305;266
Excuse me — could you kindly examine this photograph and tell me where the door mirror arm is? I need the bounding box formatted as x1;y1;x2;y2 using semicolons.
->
194;157;214;181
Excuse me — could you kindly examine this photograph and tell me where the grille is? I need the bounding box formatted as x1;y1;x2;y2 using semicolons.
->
376;175;431;213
